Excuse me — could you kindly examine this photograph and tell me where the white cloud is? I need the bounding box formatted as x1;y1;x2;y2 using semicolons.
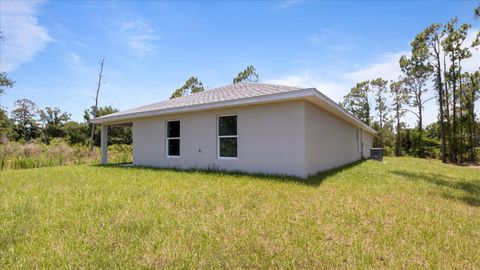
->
0;1;52;72
309;30;352;53
267;52;409;103
66;51;87;74
309;29;332;45
277;0;303;9
330;45;352;52
310;35;322;45
267;72;350;102
344;52;408;82
70;52;81;66
119;18;159;58
340;29;478;84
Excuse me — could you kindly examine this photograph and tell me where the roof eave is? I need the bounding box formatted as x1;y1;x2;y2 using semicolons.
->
91;88;376;134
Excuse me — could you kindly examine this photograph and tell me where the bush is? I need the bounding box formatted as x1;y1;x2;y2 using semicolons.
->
383;146;393;156
424;146;441;159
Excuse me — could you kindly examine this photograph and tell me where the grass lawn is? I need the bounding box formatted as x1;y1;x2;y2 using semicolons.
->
1;157;479;269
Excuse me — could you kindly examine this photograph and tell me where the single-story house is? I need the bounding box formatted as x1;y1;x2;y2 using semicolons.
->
91;83;375;178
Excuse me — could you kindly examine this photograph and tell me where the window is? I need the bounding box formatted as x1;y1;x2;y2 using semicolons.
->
166;120;180;157
218;115;237;158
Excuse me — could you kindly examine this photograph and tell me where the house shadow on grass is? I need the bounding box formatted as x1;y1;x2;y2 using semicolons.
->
97;159;367;187
391;170;480;207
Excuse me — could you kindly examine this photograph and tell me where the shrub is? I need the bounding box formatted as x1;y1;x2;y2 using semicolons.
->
383;146;393;156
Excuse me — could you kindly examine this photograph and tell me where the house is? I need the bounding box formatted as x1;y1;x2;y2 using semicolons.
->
91;83;375;178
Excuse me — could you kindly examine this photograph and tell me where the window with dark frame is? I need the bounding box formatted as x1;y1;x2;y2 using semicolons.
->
166;120;180;157
218;115;237;158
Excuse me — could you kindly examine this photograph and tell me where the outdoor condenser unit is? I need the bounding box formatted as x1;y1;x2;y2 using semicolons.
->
370;148;383;161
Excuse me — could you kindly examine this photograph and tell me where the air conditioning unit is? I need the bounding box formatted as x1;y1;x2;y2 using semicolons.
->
370;148;383;161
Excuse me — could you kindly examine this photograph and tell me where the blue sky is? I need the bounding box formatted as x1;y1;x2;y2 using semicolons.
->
1;0;479;126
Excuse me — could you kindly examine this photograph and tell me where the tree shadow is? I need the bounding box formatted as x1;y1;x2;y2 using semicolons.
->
95;159;367;187
391;170;480;207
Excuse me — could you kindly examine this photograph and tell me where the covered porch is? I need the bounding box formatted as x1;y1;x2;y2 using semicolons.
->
99;121;133;165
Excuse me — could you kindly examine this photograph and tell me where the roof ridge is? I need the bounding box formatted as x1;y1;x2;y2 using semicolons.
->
168;82;255;100
198;82;301;93
150;82;301;103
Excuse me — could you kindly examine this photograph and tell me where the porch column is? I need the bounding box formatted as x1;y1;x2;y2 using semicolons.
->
101;124;108;164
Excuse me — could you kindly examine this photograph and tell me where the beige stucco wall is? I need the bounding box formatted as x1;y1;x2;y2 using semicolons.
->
304;102;373;177
362;129;373;158
132;101;306;177
131;100;373;178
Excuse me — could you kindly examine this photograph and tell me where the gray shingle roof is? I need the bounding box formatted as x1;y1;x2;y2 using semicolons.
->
99;83;304;119
92;82;376;134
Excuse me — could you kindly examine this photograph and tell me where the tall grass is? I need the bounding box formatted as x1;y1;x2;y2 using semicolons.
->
1;157;479;268
0;139;132;170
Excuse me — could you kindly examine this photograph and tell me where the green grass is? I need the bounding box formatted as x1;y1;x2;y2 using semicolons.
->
1;157;479;269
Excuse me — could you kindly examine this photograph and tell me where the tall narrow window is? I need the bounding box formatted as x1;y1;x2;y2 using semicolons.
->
166;120;180;157
218;115;237;158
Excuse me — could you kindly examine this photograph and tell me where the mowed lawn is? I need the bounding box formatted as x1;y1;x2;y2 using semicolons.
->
1;157;479;269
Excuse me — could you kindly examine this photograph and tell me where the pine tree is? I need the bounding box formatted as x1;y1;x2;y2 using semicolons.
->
389;80;408;156
341;81;371;125
371;78;390;148
170;77;205;99
233;65;259;84
412;23;447;162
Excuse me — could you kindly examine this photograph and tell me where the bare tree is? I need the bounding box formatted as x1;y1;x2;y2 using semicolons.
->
90;57;105;147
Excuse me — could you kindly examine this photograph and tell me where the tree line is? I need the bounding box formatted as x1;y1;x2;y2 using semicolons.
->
0;99;132;146
341;15;480;163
